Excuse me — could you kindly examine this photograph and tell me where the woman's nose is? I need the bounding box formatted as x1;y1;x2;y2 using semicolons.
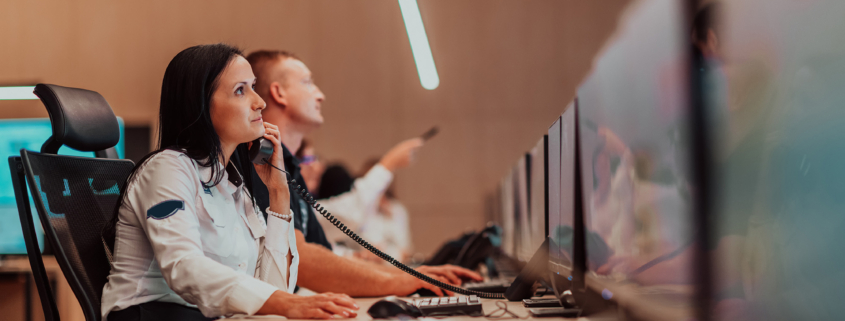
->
253;97;266;111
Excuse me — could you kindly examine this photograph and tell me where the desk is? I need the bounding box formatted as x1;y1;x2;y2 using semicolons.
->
0;256;85;321
229;296;616;321
0;256;617;321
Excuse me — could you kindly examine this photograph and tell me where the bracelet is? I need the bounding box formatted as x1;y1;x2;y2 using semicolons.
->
266;207;292;222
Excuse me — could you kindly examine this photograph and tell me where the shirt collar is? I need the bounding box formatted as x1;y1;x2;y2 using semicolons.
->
196;159;244;197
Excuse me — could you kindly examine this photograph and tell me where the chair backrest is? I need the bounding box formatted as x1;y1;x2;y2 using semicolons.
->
21;151;134;321
9;83;130;321
33;84;120;158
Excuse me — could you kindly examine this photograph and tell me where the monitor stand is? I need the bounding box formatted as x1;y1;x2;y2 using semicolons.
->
504;239;549;301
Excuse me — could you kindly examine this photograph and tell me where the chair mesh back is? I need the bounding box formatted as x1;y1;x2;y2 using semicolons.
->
22;151;134;320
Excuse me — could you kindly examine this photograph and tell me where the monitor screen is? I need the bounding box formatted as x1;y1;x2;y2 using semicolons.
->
499;169;515;257
577;0;694;318
524;137;546;261
549;102;576;275
709;1;845;319
513;156;530;260
0;118;125;254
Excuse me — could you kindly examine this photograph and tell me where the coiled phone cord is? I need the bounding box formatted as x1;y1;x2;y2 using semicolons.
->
265;160;505;299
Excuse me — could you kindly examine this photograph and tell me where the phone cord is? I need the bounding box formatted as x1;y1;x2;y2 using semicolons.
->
265;161;504;299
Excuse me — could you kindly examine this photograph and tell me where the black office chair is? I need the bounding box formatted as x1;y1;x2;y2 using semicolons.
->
9;84;135;321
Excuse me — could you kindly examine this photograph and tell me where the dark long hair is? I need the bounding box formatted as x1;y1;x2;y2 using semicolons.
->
104;43;256;247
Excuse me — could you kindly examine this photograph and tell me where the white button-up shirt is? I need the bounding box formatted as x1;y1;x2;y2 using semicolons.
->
101;150;298;319
317;164;393;247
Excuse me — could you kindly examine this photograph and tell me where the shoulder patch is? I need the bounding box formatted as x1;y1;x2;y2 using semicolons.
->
147;200;185;220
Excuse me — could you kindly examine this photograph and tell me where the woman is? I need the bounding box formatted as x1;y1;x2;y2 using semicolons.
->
101;44;358;320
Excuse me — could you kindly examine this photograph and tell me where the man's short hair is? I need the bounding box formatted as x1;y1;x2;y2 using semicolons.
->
246;50;299;92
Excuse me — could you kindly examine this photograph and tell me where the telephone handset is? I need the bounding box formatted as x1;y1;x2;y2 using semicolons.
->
249;137;504;299
249;138;275;165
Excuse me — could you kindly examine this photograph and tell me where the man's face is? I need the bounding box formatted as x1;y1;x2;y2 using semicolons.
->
280;59;325;127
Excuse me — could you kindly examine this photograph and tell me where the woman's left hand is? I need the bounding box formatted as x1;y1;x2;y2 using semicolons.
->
253;122;290;196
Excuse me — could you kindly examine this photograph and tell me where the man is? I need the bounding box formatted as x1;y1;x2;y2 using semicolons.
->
245;50;481;296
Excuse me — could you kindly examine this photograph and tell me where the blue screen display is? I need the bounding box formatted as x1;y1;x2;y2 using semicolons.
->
0;118;124;254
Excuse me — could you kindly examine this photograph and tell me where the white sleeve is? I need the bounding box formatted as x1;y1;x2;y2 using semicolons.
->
128;153;277;317
319;164;393;230
257;209;299;294
392;202;413;253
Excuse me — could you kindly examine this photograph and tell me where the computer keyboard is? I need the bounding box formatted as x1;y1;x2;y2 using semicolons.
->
413;295;484;316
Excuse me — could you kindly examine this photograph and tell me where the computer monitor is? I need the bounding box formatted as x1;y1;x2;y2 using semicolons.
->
513;157;530;260
707;1;845;319
0;118;125;255
549;101;577;277
523;137;546;262
499;170;515;257
577;0;696;319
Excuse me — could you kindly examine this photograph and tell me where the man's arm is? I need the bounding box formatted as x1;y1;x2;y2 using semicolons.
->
295;230;438;296
294;230;480;297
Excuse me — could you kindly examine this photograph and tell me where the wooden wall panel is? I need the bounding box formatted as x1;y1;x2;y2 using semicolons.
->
0;0;631;256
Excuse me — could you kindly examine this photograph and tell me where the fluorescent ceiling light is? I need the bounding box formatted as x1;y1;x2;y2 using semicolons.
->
398;0;440;90
0;86;38;100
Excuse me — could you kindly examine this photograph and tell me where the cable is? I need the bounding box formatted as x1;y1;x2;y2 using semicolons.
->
264;159;505;299
483;301;530;319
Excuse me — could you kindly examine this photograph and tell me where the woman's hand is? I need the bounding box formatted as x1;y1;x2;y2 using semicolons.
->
257;291;359;319
253;122;287;186
253;122;291;211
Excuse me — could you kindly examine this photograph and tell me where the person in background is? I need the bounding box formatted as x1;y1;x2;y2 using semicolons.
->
246;49;481;297
295;137;423;200
313;163;360;257
295;137;423;256
315;158;413;263
295;139;325;195
317;164;355;201
355;158;413;263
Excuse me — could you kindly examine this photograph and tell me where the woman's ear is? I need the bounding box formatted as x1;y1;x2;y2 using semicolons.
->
270;82;287;108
